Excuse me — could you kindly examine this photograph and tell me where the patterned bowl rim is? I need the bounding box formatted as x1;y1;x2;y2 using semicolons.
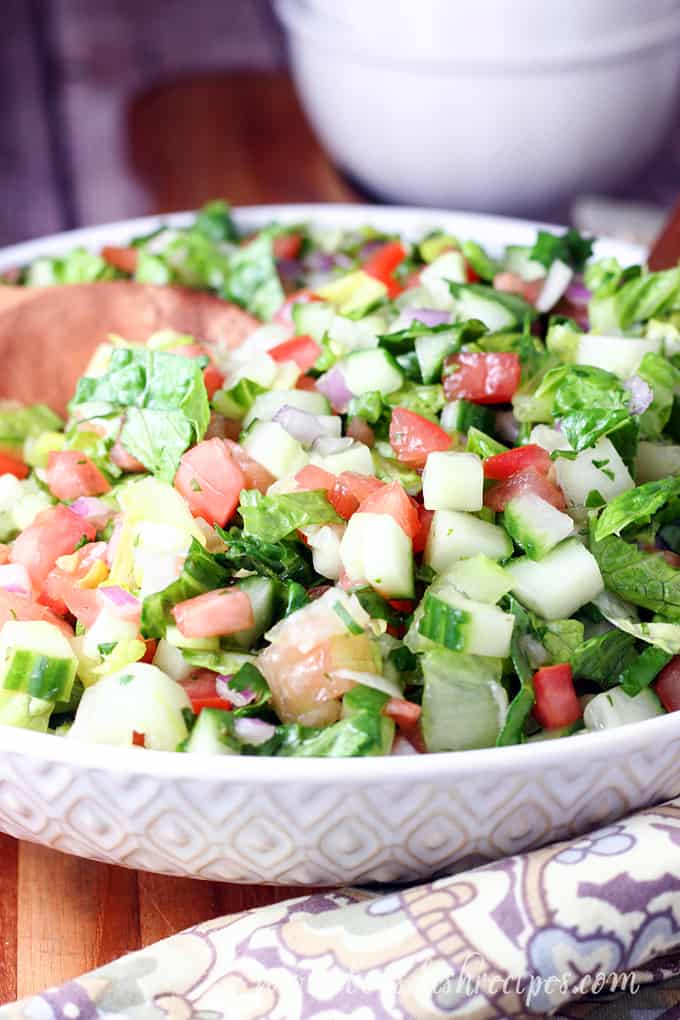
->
0;203;660;783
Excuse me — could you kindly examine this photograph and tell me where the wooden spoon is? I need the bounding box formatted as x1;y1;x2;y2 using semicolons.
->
647;197;680;271
0;282;258;413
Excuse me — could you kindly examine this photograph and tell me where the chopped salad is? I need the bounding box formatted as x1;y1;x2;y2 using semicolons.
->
1;201;680;757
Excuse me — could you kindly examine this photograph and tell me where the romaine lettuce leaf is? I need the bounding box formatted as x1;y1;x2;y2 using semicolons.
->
619;645;672;696
570;629;637;687
71;347;210;481
589;267;680;332
24;248;117;286
636;352;680;439
590;533;680;620
594;591;680;654
239;490;341;542
216;527;318;585
594;477;680;541
221;231;284;320
0;403;63;455
141;538;231;638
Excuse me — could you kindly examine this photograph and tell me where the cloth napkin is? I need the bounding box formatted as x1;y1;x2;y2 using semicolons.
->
5;800;680;1020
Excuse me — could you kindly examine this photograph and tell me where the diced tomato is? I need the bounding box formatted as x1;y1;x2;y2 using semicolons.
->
132;730;146;747
484;466;566;513
295;464;336;492
172;588;254;639
388;599;414;613
110;439;146;473
269;334;321;373
296;374;318;391
0;589;73;635
141;639;158;664
443;352;521;404
0;544;10;565
532;663;581;730
483;444;552;480
46;450;110;501
223;439;275;493
655;656;680;712
273;233;303;260
493;271;544;305
102;245;138;274
389;407;451;468
41;540;109;620
0;451;29;480
181;669;232;714
11;505;96;588
329;472;384;520
362;242;407;299
357;481;419;539
175;438;246;527
465;263;480;284
412;506;434;554
274;288;322;327
383;697;422;729
346;416;375;447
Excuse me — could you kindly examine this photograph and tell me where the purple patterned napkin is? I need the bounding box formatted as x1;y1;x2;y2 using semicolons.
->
4;800;680;1019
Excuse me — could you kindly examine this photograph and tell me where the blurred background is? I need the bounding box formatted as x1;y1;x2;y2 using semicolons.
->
2;0;680;249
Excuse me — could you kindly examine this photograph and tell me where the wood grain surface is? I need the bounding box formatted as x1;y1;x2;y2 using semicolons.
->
0;69;351;1003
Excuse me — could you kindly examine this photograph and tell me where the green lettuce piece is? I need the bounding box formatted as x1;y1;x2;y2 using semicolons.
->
591;533;680;620
583;256;627;295
450;282;536;327
385;382;446;419
180;648;255;673
496;599;534;746
550;364;632;451
594;591;680;654
619;645;672;696
72;347;210;481
636;352;680;439
221;231;284;320
193;200;238;243
589;266;680;333
239;490;341;542
25;248;117;286
570;629;637;687
372;449;422;494
594;477;680;541
0;404;63;456
529;229;593;272
216;528;317;586
347;390;384;425
513;363;569;424
141;538;231;638
540;618;585;663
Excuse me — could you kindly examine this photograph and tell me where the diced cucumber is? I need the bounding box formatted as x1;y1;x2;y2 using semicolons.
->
152;638;192;683
575;334;662;379
422;451;483;512
584;687;664;731
310;439;375;476
555;437;633;505
465;427;507;458
243;389;330;429
415;330;461;384
339;512;414;598
420;649;507;752
647;317;680;358
317;270;387;316
329;313;384;351
242;420;308;479
229;576;277;649
418;587;514;657
0;689;53;732
68;663;191;751
504;244;545;282
0;621;77;703
504;493;574;559
304;523;344;580
165;625;220;652
425;510;512;572
183;707;240;755
452;285;528;332
635;442;680;483
419;251;467;307
440;399;494;435
292;301;334;342
420;234;458;263
534;259;573;314
340;348;403;397
507;538;604;620
441;554;513;604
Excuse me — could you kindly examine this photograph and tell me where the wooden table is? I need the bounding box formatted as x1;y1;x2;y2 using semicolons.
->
0;70;355;1004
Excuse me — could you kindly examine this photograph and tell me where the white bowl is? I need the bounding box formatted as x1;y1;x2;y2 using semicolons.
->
276;0;680;216
0;204;674;888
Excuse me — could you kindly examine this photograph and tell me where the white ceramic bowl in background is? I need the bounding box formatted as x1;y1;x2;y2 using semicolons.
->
276;0;680;216
0;204;673;889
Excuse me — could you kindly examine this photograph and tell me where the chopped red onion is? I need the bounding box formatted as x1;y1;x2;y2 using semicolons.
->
96;586;141;623
304;250;353;273
391;735;419;756
216;674;256;708
401;308;450;328
312;435;354;457
234;717;276;745
70;496;114;531
520;634;549;668
272;406;338;446
358;238;385;261
564;278;591;306
535;260;573;314
105;516;123;567
495;411;520;444
276;257;303;282
624;375;654;415
0;564;31;597
315;366;352;412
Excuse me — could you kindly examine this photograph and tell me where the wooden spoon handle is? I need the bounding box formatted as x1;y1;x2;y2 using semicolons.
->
647;197;680;271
